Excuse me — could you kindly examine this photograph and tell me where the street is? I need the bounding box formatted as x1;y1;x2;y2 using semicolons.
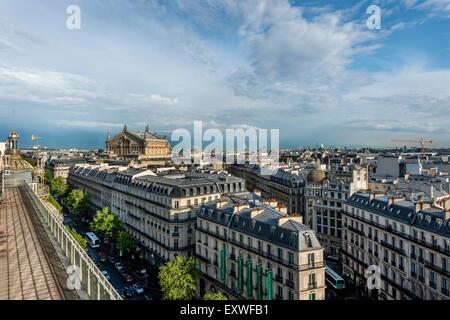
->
63;211;162;300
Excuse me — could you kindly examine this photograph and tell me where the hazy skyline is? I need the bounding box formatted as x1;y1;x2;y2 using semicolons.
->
1;0;450;149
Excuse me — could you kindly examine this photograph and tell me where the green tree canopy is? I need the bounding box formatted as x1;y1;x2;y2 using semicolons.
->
68;227;87;250
116;230;136;252
66;189;88;216
203;293;229;300
47;194;62;213
159;256;200;300
44;169;54;185
90;207;122;239
49;176;69;198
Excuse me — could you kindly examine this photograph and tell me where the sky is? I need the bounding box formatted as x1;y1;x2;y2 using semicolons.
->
0;0;449;149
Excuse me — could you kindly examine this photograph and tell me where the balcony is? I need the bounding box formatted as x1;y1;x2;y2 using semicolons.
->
308;282;317;290
380;240;405;255
172;232;180;237
347;225;365;237
194;253;210;263
441;288;449;296
229;253;236;260
410;253;417;259
418;256;424;263
275;294;283;300
399;265;405;272
410;272;417;278
418;275;425;282
286;279;295;289
230;270;236;278
275;274;283;283
429;282;437;289
213;260;218;267
425;262;450;278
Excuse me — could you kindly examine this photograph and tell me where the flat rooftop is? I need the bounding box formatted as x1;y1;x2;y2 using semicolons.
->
0;187;75;300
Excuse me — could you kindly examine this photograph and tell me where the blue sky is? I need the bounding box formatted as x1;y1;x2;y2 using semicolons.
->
0;0;449;149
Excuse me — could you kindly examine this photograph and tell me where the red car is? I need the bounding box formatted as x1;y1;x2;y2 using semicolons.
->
98;252;107;262
124;274;134;283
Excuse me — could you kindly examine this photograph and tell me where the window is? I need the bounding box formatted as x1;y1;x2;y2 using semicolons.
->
288;252;294;265
308;273;316;287
308;253;315;266
277;248;283;259
308;293;316;300
267;244;272;256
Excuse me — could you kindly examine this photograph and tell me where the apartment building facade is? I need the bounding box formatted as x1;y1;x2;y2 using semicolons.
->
68;165;246;266
305;166;368;257
195;194;326;300
342;191;450;300
228;164;306;216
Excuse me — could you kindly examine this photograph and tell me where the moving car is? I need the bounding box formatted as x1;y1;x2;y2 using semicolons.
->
132;283;144;294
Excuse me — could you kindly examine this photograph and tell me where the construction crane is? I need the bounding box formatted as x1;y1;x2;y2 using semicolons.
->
391;138;433;153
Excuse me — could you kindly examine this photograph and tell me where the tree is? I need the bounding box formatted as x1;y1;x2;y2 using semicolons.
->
44;169;54;186
203;293;228;300
47;194;62;213
49;176;68;198
68;227;87;250
66;189;88;216
159;256;200;300
90;207;122;239
116;230;136;252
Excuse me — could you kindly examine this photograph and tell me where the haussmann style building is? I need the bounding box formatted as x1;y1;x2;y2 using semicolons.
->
195;194;326;300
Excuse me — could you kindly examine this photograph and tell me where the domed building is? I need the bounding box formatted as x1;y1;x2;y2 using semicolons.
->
306;168;326;184
7;130;20;158
3;130;34;184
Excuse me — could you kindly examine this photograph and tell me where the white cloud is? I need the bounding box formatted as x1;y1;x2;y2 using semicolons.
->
58;120;124;128
129;93;179;106
0;66;101;106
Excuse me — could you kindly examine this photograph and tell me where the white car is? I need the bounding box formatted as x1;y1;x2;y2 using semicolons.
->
114;262;124;272
132;283;144;295
102;270;111;280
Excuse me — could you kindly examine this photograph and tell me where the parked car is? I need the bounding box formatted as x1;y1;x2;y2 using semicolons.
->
122;286;134;299
101;270;110;280
123;274;134;283
132;283;144;294
108;256;116;264
114;262;124;272
99;252;107;263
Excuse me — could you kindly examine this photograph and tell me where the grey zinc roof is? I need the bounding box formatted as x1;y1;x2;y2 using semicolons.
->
198;195;320;251
347;193;450;238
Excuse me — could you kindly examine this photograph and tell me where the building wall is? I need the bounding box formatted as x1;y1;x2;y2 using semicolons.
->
341;197;450;300
195;215;326;300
